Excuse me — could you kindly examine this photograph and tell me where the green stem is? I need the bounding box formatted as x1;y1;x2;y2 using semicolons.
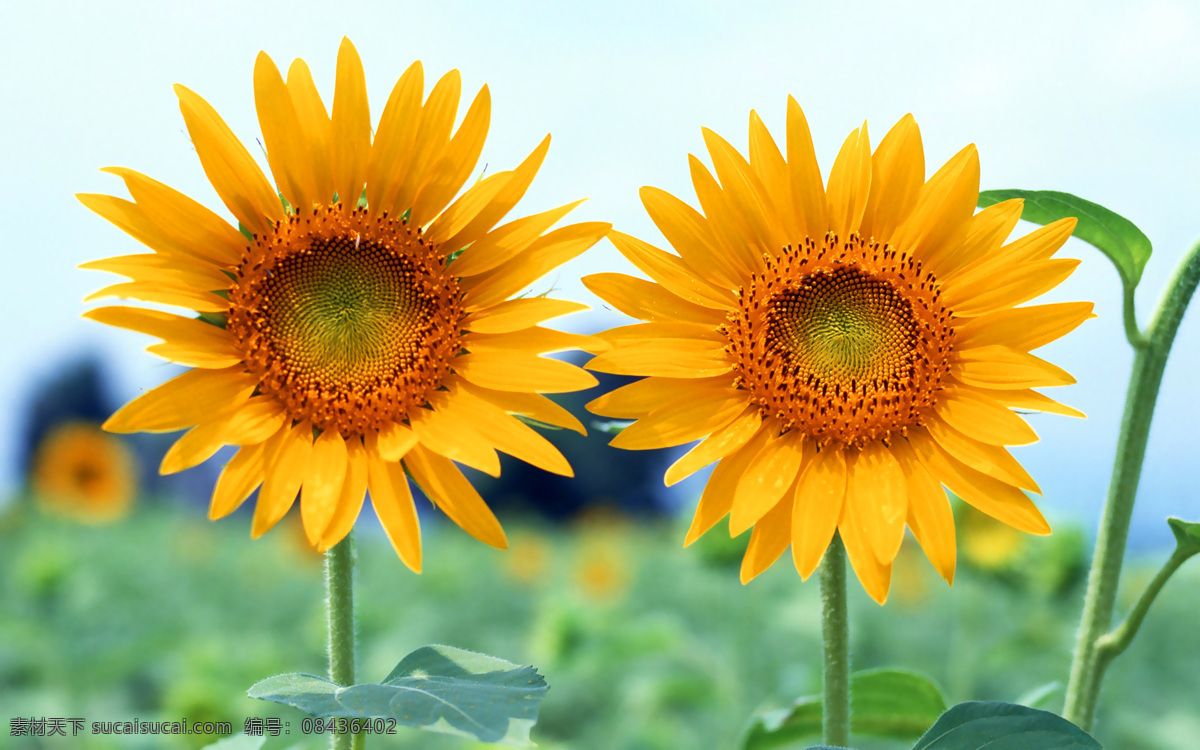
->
820;534;851;748
327;533;365;750
1091;544;1198;684
1122;285;1149;349
1063;239;1200;729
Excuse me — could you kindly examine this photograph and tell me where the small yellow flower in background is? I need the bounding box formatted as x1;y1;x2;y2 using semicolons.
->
80;38;609;569
586;99;1091;603
572;510;633;603
31;421;137;522
959;503;1026;571
505;531;551;586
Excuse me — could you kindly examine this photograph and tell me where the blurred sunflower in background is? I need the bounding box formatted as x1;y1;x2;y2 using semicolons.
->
586;99;1091;603
80;38;608;570
31;421;137;522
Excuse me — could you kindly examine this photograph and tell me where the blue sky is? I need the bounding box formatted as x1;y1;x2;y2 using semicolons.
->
2;1;1198;548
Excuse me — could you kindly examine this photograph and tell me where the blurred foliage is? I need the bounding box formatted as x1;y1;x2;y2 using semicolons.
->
0;504;1197;750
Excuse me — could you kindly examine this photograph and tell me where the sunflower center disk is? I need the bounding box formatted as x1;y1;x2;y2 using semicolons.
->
228;205;463;437
726;233;954;447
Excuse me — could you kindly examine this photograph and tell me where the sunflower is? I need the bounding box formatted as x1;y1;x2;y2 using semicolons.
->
584;99;1091;603
80;39;608;570
31;421;137;522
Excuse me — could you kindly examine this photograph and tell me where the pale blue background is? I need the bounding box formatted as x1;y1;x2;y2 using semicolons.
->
2;0;1198;549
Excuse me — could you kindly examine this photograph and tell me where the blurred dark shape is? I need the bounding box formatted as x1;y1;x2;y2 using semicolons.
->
464;353;677;521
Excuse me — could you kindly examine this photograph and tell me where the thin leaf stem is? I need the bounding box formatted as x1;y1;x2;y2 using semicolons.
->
1092;543;1198;683
820;534;851;747
327;533;365;750
1063;239;1200;729
1122;285;1148;349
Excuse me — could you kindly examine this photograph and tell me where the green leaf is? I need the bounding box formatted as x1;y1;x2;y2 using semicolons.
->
912;701;1101;749
513;414;565;431
1014;681;1063;710
248;645;547;748
1167;517;1200;554
977;189;1152;289
742;668;947;748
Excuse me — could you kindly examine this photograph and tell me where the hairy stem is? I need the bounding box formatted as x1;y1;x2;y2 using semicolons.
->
327;533;365;750
820;534;851;747
1063;240;1200;729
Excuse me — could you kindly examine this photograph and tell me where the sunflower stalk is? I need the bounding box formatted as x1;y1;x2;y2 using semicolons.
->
326;533;365;750
819;534;851;747
1063;238;1200;729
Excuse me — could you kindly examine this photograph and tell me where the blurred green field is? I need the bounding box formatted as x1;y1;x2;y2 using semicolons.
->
1;502;1197;750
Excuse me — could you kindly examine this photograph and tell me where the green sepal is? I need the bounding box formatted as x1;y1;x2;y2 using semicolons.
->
248;645;548;747
912;701;1101;749
977;189;1152;290
238;222;253;241
513;414;565;431
742;668;947;748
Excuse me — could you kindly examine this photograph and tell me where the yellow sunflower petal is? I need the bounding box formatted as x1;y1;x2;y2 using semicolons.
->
301;430;348;545
595;321;723;346
860;114;923;241
79;253;232;291
932;198;1023;279
464;327;608;356
730;431;807;536
688;154;763;276
825;122;872;238
683;429;771;546
455;351;598;393
952;345;1077;389
909;430;1051;535
372;422;420;462
448;386;573;476
458;383;587;435
890;143;978;272
606;230;735;308
740;491;794;584
409;402;501;477
951;218;1077;288
452;200;584;277
412;81;492;226
953;301;1095;352
84;282;229;313
99;167;244;266
701;127;786;252
368;60;424;213
979;388;1085;419
945;259;1081;317
319;437;369;552
664;405;762;486
396;68;462;217
330;38;371;209
465;297;589;334
251;421;313;538
838;520;893;605
749;109;802;241
160;421;230;475
584;339;732;378
78;193;223;264
586;375;731;419
83;307;241;368
285;58;335;203
640;185;741;289
404;444;507;548
254;51;316;210
892;438;956;584
785;96;827;238
209;441;268;520
790;447;848;579
463;221;610;309
923;421;1040;493
847;442;907;565
366;454;423;572
610;387;749;451
173;84;283;235
104;367;256;434
935;388;1039;446
582;273;727;326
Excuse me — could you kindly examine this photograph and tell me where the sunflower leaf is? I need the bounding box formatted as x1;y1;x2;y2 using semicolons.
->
911;701;1101;749
977;189;1152;290
1167;517;1200;554
248;645;547;748
741;668;947;748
